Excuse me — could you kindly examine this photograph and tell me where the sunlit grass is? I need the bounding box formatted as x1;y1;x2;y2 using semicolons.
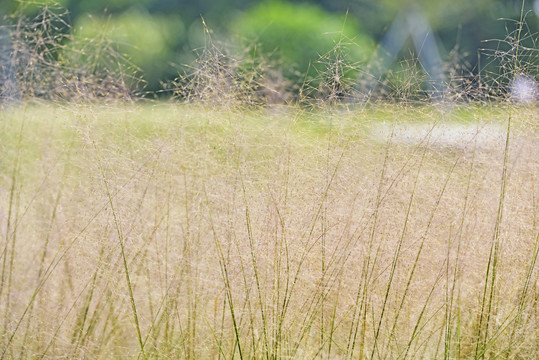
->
0;102;537;359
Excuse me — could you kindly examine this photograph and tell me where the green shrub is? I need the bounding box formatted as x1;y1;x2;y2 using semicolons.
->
231;0;374;85
73;10;184;90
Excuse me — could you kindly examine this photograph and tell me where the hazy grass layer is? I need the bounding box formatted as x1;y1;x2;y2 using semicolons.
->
0;103;537;359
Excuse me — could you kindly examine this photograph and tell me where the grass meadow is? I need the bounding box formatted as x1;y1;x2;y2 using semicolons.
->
0;102;537;359
0;1;538;358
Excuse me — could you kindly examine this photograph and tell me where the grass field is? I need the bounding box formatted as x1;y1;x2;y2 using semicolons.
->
0;102;538;359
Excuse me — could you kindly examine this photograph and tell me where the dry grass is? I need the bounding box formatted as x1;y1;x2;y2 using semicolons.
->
1;2;538;359
0;102;537;359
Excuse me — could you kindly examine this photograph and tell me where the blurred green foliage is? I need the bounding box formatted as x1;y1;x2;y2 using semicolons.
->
231;1;374;82
0;0;537;94
74;11;184;89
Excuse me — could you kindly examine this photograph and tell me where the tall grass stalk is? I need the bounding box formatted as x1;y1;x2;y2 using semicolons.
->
444;141;477;360
346;123;394;360
204;178;244;359
474;2;528;358
370;128;431;359
92;137;147;359
0;105;25;360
